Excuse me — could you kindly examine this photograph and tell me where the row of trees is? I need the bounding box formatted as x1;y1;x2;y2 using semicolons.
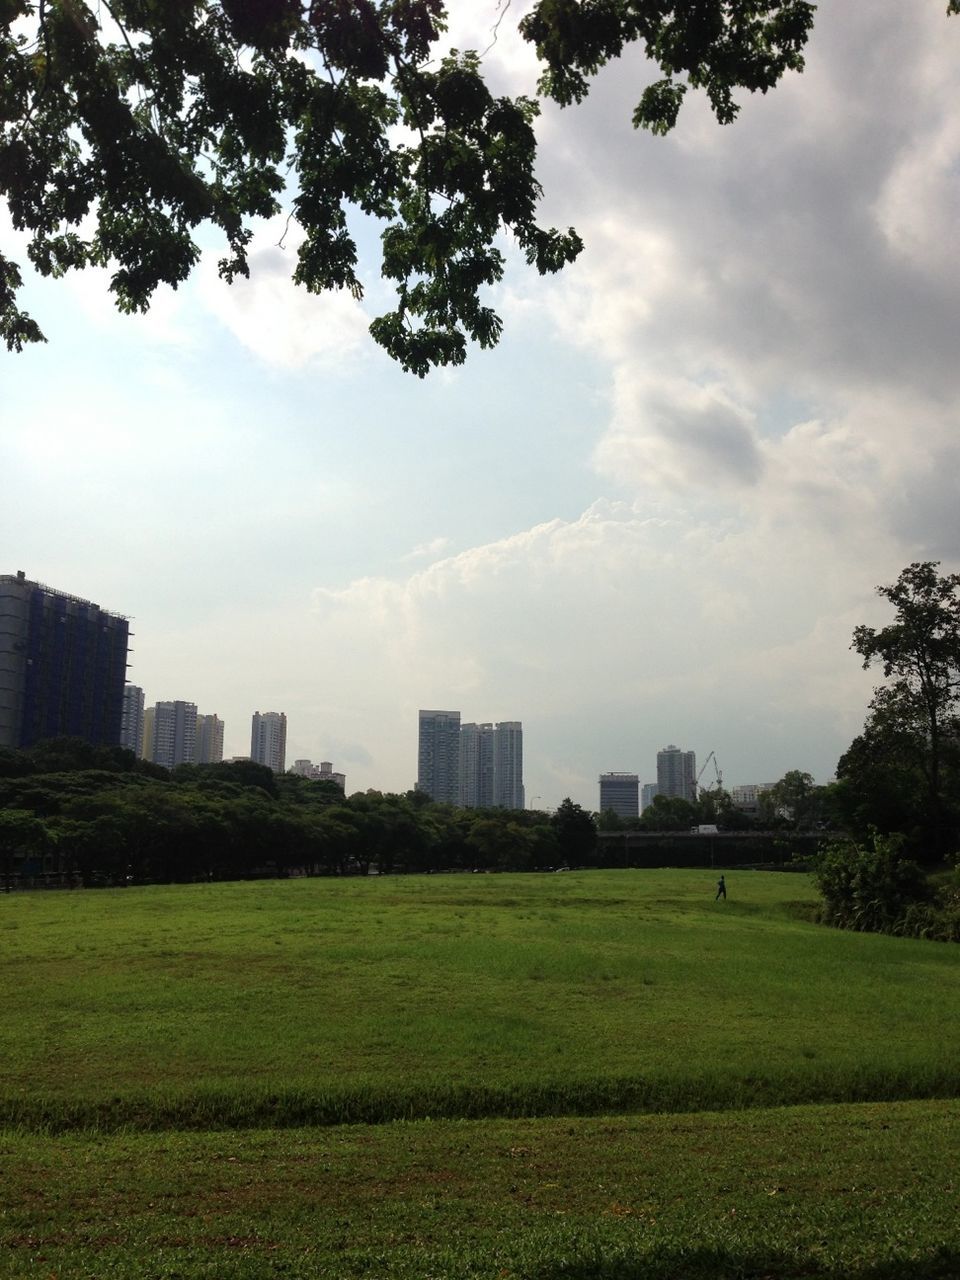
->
1;738;828;890
0;743;600;887
0;729;863;891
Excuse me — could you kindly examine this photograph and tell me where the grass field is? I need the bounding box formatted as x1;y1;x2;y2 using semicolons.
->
3;869;959;1276
4;1101;960;1278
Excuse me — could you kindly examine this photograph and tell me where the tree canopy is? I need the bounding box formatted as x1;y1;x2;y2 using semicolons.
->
0;738;585;885
2;0;895;373
850;562;960;858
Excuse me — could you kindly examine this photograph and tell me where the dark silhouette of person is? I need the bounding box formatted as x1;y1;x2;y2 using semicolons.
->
715;875;726;901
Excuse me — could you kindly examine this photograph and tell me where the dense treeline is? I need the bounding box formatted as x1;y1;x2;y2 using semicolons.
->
0;739;599;887
1;737;825;891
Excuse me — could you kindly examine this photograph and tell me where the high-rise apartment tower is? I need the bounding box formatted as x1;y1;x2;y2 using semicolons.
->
420;712;524;808
251;711;287;773
147;700;197;770
493;721;524;809
195;713;224;764
656;744;697;803
0;571;129;749
417;710;461;804
456;719;524;809
120;684;145;756
459;722;496;808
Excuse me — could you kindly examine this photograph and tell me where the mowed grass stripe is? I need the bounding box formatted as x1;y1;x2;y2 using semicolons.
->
3;870;960;1130
2;1100;960;1278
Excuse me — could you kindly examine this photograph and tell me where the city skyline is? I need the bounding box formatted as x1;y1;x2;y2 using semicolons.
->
0;569;830;802
3;4;957;810
125;667;785;803
125;683;788;803
0;594;823;807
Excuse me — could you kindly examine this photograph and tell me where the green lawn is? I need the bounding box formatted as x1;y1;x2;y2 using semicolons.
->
3;870;959;1124
3;1102;960;1277
3;870;959;1277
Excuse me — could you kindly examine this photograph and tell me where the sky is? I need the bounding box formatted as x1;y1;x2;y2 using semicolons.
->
3;1;959;810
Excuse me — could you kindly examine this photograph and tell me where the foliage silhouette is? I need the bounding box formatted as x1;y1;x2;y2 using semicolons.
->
7;3;956;368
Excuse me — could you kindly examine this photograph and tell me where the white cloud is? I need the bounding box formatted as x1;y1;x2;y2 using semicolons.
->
444;0;540;92
196;221;371;369
507;2;960;559
873;110;960;281
402;536;454;562
61;265;198;347
594;374;764;493
523;3;959;385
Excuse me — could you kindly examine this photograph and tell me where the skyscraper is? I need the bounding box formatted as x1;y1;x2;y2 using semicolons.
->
493;721;524;809
599;773;639;819
251;711;287;773
419;711;523;808
120;684;144;756
458;719;524;809
459;722;496;808
195;713;224;764
0;571;129;749
656;744;697;803
417;709;461;804
147;701;197;769
641;782;660;812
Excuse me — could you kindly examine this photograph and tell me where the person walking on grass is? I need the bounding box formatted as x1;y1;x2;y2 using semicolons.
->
715;874;726;901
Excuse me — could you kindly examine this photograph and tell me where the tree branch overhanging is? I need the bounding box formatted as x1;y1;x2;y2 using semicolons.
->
1;1;954;372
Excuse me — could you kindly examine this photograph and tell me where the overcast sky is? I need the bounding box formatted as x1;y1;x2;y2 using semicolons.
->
3;1;959;808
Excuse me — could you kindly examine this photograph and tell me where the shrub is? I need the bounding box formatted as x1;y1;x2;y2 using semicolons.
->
815;829;930;933
894;879;960;942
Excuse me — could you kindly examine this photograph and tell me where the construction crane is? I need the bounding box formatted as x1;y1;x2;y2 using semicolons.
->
696;751;722;797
